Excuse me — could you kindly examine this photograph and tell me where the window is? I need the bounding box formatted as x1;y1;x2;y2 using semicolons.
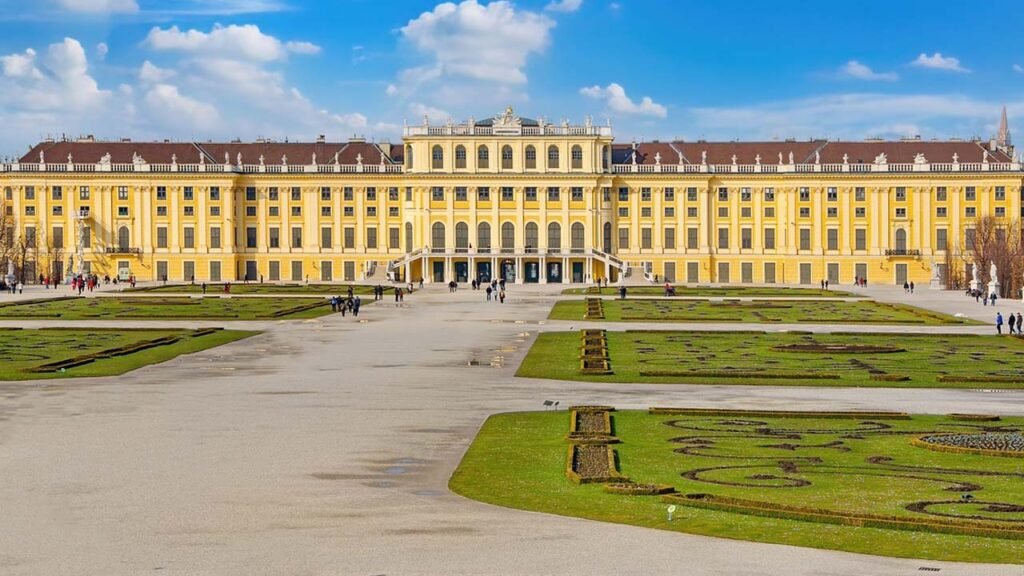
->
53;206;64;216
291;206;301;217
478;187;490;201
455;145;467;169
665;207;675;217
664;227;675;249
764;187;775;201
717;207;728;218
718;187;729;201
936;207;948;218
936;229;948;251
366;187;376;201
501;222;515;250
388;187;399;201
117;206;128;217
157;227;168;248
270;206;281;217
895;229;907;251
183;227;195;248
571;145;583;169
157;206;167;217
603;187;611;202
405;187;412;201
211;206;221;216
548;223;561;251
47;186;62;201
618;228;629;250
501;145;513;170
366;206;376;217
799;207;810;218
246;206;257;217
78;186;88;200
204;186;217;201
547;187;560;202
740;187;752;201
212;227;223;249
389;207;399;217
687;227;698;249
618;207;629;217
183;187;194;201
52;227;63;249
741;207;752;218
156;186;167;200
687;187;698;202
389;227;400;249
799;228;811;251
687;207;698;218
455;187;468;202
741;228;752;249
321;206;332;217
895;208;907;218
501;187;514;201
764;228;776;249
343;187;352;201
717;228;729;249
827;229;838;251
799;187;810;201
320;187;331;201
344;227;354;249
827;207;838;218
641;227;652;249
571;187;583;201
827;187;838;201
764;207;775;218
664;187;675;201
478;222;491;251
25;206;35;216
432;222;446;250
965;207;976;218
24;226;35;246
184;206;195;216
965;186;976;201
525;187;538;201
291;226;302;248
432;145;443;169
855;187;865;201
291;187;301;202
268;187;280;201
477;145;489;169
246;187;256;201
82;227;90;248
618;187;629;201
3;187;9;201
855;229;866;251
366;227;377;249
965;228;976;250
996;186;1006;201
431;187;444;202
269;227;280;248
641;187;652;201
892;186;906;201
936;187;947;201
641;207;652;218
996;206;1006;217
525;145;537;169
547;145;559;169
855;207;866;218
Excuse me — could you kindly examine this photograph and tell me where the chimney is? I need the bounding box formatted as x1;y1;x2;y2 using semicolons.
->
316;134;326;144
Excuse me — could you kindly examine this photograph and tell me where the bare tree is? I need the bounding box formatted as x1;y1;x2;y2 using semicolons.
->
961;216;1024;298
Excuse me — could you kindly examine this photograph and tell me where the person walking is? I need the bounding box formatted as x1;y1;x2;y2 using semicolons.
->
619;286;627;300
353;296;361;317
16;281;23;294
996;312;1004;335
1009;312;1018;335
1017;313;1022;333
499;290;505;303
486;286;492;301
909;281;915;294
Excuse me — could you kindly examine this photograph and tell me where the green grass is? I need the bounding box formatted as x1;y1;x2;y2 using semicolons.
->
128;283;389;295
0;296;335;320
517;330;1024;388
451;410;1024;564
0;327;257;380
550;298;972;324
562;286;853;297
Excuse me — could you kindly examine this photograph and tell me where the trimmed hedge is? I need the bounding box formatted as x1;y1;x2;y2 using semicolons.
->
911;436;1024;459
639;370;838;380
648;407;911;420
869;374;911;382
938;375;1022;383
603;483;675;496
947;413;1001;422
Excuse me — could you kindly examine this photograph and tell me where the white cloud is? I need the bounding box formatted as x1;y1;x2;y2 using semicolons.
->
53;0;139;14
144;83;218;128
385;84;399;96
1013;64;1024;74
545;0;582;12
95;42;108;60
839;60;897;81
1;48;43;79
410;102;450;123
399;0;555;85
580;82;667;118
138;60;175;83
144;24;319;62
911;52;969;73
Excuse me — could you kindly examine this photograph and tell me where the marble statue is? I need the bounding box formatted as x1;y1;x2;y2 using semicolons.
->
731;154;737;165
700;150;707;165
237;152;242;166
39;151;45;164
972;263;980;285
990;262;998;284
99;152;111;165
654;152;661;165
842;153;849;164
814;150;820;164
874;152;887;165
914;153;927;164
778;152;783;164
788;151;794;164
754;154;761;165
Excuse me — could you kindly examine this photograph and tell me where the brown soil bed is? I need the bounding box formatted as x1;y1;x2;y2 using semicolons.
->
573;445;611;478
773;343;906;354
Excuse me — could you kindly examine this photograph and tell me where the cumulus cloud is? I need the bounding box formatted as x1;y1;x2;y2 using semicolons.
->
839;60;897;81
1;49;43;79
580;82;667;117
545;0;582;12
144;24;319;62
911;52;969;73
410;102;450;123
138;60;175;83
95;42;109;60
399;0;555;85
144;83;219;129
54;0;139;13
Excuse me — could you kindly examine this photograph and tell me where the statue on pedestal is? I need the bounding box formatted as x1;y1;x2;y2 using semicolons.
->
969;263;981;292
987;262;1000;297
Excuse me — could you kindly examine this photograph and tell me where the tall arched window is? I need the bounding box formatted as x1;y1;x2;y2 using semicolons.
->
431;145;444;170
525;222;538;252
601;144;610;172
117;226;130;251
477;145;489;169
571;145;583;170
571;222;585;251
431;222;446;251
405;145;414;169
405;222;413;253
525;145;537;169
455;222;469;252
477;222;491;251
501;145;513;170
454;145;467;169
547;222;561;252
895;228;907;251
501;222;515;252
547;145;559;169
603;222;612;252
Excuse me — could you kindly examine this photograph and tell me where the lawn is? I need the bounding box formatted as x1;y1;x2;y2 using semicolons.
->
517;330;1024;388
0;296;334;320
550;298;971;324
128;282;391;295
562;286;853;297
0;327;257;380
450;409;1024;564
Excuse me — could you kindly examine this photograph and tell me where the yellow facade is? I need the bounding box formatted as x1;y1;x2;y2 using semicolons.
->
1;108;1021;286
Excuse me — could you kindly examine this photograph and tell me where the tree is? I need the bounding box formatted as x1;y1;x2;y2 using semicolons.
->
959;216;1024;298
0;195;14;272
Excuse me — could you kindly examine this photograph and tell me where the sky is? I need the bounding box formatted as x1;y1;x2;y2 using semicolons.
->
0;0;1022;157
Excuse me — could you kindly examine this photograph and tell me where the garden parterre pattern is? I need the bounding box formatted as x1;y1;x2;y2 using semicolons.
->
0;295;331;320
562;286;853;298
129;283;386;295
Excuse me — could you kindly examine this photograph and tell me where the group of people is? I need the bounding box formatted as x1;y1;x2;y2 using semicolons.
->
329;287;362;317
470;278;507;303
967;289;999;307
69;274;102;295
852;276;868;287
1;279;24;294
902;281;916;294
995;312;1024;335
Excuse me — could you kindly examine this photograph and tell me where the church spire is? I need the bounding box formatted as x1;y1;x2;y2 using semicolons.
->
997;105;1011;148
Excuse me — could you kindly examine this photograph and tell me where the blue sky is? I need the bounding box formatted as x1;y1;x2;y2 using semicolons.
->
0;0;1022;156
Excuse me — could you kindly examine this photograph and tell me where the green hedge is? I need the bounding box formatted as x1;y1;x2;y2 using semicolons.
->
648;407;911;419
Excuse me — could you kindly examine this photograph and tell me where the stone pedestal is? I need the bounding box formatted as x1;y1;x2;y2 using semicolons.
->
4;260;15;287
970;279;981;293
988;281;1000;298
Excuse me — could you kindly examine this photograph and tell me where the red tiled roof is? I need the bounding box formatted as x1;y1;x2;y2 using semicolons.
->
19;140;400;165
672;141;827;165
21;141;202;164
817;141;1010;164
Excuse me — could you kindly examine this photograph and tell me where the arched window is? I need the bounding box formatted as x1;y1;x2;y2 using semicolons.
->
477;222;491;251
454;145;467;169
547;145;559;169
525;222;538;252
571;145;583;170
601;144;610;172
431;145;444;170
477;145;489;169
501;145;513;170
117;226;130;251
404;222;413;253
603;222;612;252
895;228;907;251
455;222;469;252
431;222;446;251
405;145;414;169
571;222;584;251
501;222;515;251
525;145;537;169
548;222;561;252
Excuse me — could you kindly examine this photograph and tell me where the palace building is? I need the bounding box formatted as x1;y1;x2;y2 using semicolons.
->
1;106;1020;286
